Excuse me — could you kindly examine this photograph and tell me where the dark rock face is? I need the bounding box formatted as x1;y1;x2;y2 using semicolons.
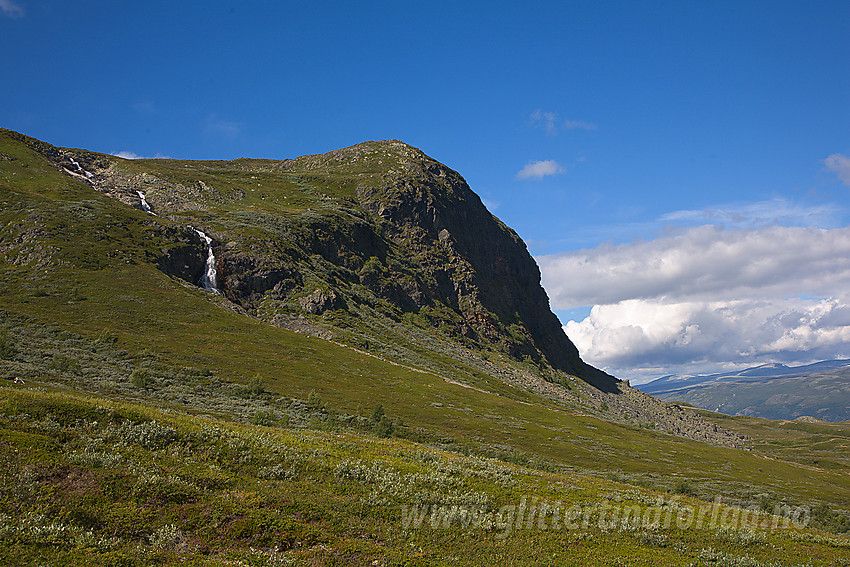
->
221;252;299;303
350;141;618;391
156;239;207;286
155;227;239;291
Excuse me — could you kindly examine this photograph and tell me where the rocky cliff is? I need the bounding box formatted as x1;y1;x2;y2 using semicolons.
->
216;140;618;391
331;141;617;390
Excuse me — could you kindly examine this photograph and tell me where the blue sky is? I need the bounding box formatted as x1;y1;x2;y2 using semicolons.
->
3;1;849;382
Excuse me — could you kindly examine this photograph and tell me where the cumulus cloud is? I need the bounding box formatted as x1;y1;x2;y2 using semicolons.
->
516;159;565;180
564;297;850;380
539;225;850;307
0;0;24;18
824;153;850;185
112;151;171;160
539;219;850;380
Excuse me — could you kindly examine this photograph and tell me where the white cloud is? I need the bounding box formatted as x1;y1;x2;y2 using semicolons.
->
563;119;597;131
516;159;565;180
529;110;559;135
660;197;838;229
113;151;141;160
541;219;850;380
564;297;850;381
112;151;171;160
481;197;500;211
824;153;850;185
539;225;850;307
552;198;838;250
0;0;24;18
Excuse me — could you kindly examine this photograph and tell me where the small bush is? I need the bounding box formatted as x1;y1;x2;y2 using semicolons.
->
252;409;279;426
95;329;117;346
247;375;265;395
373;416;394;438
130;369;150;389
110;420;179;450
258;464;297;480
811;502;850;534
672;479;697;496
306;389;323;411
371;403;384;423
149;524;185;551
50;354;81;374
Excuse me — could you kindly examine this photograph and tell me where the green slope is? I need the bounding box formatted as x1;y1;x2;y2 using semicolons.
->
1;129;849;564
2;387;848;566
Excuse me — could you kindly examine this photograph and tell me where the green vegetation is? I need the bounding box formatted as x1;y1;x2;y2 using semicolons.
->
1;128;849;564
0;328;16;361
1;387;848;566
130;368;151;389
248;374;266;396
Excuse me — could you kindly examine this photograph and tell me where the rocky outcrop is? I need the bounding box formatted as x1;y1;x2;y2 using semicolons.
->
3;127;750;446
345;141;619;391
298;289;339;314
156;236;208;285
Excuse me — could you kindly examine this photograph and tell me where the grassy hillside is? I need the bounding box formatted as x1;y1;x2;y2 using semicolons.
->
2;387;848;566
1;129;849;564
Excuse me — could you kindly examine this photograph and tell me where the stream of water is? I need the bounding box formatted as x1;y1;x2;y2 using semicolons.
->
68;157;94;179
191;228;220;294
136;191;154;214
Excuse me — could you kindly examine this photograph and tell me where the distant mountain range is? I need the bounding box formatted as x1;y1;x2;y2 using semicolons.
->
637;360;850;421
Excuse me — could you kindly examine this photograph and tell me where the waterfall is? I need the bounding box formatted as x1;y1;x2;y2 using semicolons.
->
191;228;220;294
68;157;94;179
136;191;154;214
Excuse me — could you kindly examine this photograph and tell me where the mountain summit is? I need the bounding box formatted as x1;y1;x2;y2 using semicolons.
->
277;139;617;390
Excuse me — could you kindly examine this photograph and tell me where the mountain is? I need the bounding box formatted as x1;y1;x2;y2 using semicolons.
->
2;128;849;564
3;129;611;389
638;360;850;421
